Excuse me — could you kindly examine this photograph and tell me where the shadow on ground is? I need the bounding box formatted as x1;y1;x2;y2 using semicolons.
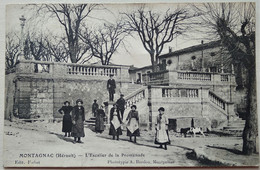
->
97;134;161;149
49;132;75;143
206;145;243;155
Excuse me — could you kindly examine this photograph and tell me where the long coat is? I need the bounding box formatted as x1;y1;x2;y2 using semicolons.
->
95;109;105;132
58;106;73;132
107;79;116;94
109;108;122;136
71;106;85;138
116;98;126;111
92;103;99;117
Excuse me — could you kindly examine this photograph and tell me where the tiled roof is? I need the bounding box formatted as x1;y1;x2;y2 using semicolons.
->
159;40;221;59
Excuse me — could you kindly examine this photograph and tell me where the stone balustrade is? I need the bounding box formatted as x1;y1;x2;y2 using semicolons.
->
162;88;199;98
15;60;130;82
209;91;226;110
148;70;236;87
124;87;146;109
178;72;211;81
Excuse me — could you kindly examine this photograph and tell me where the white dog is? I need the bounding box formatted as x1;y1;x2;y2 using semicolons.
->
188;127;205;137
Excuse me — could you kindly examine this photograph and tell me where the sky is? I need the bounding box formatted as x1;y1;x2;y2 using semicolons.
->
5;3;214;68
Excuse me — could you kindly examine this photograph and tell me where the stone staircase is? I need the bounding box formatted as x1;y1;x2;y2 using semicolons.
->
85;83;146;128
223;119;245;132
85;117;96;128
120;83;143;96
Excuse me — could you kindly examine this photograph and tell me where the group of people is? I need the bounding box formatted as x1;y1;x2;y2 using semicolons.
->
58;99;85;144
58;74;170;149
108;104;170;149
59;99;170;150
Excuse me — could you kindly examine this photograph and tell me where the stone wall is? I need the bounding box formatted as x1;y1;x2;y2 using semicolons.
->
5;73;16;120
148;86;229;131
5;60;131;120
10;77;129;120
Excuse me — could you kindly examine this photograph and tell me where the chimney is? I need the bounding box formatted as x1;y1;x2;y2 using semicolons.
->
169;47;172;53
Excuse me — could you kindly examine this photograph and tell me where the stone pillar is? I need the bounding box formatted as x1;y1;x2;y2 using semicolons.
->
53;63;67;78
168;71;178;85
104;101;114;124
227;102;235;121
200;87;210;117
120;66;130;83
16;61;34;74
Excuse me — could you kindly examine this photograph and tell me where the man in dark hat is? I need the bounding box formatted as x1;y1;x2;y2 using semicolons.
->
92;99;99;117
116;94;126;119
107;74;116;101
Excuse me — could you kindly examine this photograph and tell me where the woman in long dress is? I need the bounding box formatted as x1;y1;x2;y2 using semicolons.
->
58;101;73;137
126;105;140;143
71;99;85;143
95;105;106;133
109;104;122;140
155;107;170;150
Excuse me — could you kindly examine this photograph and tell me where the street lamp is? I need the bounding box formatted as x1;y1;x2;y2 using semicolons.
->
19;15;26;60
201;40;204;72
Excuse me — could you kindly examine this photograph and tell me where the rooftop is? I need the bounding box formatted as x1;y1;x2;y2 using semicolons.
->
159;40;221;59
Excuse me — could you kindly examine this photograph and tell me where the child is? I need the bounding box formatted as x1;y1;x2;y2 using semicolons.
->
126;105;140;143
71;99;85;143
155;107;170;150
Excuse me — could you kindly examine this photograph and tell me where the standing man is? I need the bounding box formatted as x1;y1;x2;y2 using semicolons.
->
116;94;126;120
107;74;116;101
92;99;99;117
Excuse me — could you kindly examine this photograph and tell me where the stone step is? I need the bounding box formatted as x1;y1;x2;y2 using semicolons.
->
225;128;244;132
227;123;245;127
223;126;244;130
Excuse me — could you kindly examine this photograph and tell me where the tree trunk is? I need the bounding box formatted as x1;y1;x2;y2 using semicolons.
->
150;52;160;72
69;45;77;63
242;65;258;155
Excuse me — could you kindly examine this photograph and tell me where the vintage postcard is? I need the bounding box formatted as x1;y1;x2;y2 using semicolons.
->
2;1;259;168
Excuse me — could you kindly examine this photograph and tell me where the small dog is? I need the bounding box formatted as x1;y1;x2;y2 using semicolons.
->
188;127;205;137
180;127;191;137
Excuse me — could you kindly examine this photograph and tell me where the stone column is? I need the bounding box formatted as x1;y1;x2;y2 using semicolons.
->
104;101;114;125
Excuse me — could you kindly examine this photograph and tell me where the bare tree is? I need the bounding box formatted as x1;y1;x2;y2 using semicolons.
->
35;4;98;63
46;36;70;63
80;21;128;65
194;2;256;155
5;32;21;70
123;6;193;72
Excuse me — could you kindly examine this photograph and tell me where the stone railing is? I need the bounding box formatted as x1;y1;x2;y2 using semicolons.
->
220;74;229;81
162;88;199;98
15;60;130;82
67;64;119;77
124;87;146;109
209;90;226;110
148;70;169;85
148;70;236;87
178;72;211;81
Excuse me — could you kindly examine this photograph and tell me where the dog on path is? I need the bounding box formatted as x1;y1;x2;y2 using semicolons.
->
189;127;205;137
180;127;190;137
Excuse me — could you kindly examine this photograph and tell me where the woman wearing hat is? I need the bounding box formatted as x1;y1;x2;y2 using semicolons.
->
155;107;170;150
109;104;122;140
126;105;140;143
58;101;73;137
71;99;85;143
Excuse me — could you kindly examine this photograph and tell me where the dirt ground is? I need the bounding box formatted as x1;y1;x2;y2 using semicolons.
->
3;120;259;168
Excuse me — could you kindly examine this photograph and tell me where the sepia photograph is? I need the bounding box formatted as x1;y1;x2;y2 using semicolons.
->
2;1;259;168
